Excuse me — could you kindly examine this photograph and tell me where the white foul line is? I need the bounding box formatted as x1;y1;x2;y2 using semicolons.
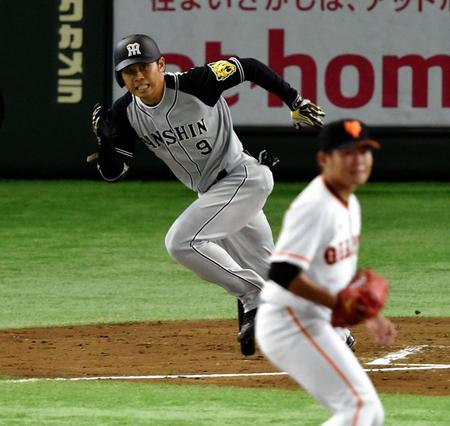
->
2;345;449;384
3;372;287;384
365;364;450;372
3;364;450;384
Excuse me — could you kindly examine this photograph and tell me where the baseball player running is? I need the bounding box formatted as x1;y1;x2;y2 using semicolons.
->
256;119;396;425
89;34;325;355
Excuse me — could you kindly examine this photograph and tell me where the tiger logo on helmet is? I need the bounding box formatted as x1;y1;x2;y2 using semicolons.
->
208;60;237;81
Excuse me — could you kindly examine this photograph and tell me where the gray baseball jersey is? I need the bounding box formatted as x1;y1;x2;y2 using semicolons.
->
95;57;299;314
97;57;298;192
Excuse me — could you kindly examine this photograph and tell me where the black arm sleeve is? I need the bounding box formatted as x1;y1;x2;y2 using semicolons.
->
238;57;299;110
177;57;299;108
268;262;301;289
96;93;138;182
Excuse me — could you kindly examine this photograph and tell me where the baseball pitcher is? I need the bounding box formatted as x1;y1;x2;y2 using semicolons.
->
256;119;396;425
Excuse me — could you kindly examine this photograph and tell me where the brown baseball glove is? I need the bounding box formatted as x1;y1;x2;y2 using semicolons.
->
331;269;389;327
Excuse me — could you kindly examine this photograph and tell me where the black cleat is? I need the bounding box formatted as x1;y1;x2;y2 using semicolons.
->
238;308;257;343
240;338;256;356
237;302;257;356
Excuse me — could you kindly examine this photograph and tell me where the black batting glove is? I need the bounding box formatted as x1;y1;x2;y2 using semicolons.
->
92;103;106;145
258;149;280;170
87;103;108;163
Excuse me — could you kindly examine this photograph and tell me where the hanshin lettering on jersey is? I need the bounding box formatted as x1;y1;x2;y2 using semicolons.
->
141;118;208;149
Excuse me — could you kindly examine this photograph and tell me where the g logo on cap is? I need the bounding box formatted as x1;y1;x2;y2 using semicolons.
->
126;43;142;57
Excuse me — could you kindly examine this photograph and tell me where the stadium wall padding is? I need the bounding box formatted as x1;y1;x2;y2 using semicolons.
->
0;0;111;180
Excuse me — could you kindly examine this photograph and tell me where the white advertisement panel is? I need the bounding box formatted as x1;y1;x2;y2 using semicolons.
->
113;0;450;126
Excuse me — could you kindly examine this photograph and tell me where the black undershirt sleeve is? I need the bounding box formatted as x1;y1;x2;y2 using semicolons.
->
268;262;301;289
238;57;299;110
178;57;299;109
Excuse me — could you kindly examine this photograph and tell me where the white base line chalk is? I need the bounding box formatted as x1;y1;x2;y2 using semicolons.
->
3;364;450;384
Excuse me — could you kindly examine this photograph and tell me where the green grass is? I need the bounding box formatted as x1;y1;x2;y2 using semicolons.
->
0;180;449;425
357;183;450;317
0;180;233;328
0;381;448;425
0;180;449;328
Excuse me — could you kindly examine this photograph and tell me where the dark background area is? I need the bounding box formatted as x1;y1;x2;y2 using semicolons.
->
0;0;111;178
0;0;448;182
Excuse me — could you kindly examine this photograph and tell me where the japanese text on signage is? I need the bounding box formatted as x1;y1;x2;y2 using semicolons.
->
149;0;450;12
57;0;83;104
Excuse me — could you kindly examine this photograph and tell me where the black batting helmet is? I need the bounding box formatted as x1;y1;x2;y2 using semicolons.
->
114;34;161;87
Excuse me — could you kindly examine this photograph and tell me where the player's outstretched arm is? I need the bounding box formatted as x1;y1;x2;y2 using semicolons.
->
237;57;325;130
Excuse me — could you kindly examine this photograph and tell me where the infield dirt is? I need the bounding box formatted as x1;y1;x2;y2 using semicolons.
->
1;317;449;395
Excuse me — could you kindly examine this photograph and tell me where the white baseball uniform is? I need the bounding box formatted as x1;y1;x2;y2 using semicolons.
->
255;175;384;426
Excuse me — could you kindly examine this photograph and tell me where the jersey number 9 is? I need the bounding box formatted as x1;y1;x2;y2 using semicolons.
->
196;140;212;155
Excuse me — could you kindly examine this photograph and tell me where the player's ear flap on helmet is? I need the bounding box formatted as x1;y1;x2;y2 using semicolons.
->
115;72;125;88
